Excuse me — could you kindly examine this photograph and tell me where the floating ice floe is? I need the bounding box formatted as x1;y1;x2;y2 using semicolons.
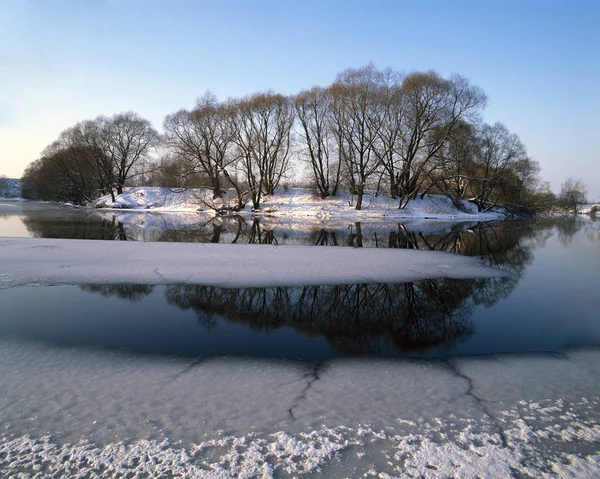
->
0;237;510;290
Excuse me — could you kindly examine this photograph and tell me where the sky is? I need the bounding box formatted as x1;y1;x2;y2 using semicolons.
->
1;0;599;200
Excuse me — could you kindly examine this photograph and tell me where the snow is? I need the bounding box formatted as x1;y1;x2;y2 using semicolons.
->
94;186;205;211
91;207;483;244
0;237;509;291
0;338;599;477
93;186;504;221
580;203;600;215
0;178;21;198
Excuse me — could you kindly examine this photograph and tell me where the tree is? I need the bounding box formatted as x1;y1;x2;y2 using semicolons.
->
395;72;487;208
163;92;238;199
70;119;116;199
328;64;381;210
0;175;9;197
230;92;295;209
469;122;528;212
559;177;587;214
21;113;159;204
100;112;161;196
528;181;557;212
294;86;341;198
372;68;405;199
421;120;479;207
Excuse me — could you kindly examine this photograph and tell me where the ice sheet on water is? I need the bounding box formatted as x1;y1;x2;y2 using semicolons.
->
0;236;510;290
0;339;599;477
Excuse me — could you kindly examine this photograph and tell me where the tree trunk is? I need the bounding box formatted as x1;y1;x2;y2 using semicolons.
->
390;178;399;199
355;184;364;210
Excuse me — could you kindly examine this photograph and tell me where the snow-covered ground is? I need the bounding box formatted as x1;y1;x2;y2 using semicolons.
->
0;338;599;478
0;177;21;198
90;208;483;245
93;187;504;221
0;237;509;291
580;203;600;215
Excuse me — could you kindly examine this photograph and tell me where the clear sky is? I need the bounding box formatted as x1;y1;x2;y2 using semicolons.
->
1;0;599;199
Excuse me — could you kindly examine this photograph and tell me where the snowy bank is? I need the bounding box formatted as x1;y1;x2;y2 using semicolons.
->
93;186;504;221
0;237;509;290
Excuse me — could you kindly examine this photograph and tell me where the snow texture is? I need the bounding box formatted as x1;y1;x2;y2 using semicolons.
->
0;236;509;290
0;339;599;478
0;178;21;198
93;186;504;221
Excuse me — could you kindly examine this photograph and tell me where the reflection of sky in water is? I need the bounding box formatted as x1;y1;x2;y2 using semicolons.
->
0;215;29;237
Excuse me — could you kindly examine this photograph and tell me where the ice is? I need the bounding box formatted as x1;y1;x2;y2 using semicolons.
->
450;352;600;405
287;359;488;431
0;237;509;290
1;339;599;477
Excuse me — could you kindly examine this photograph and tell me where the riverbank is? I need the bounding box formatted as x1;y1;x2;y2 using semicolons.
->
92;187;505;221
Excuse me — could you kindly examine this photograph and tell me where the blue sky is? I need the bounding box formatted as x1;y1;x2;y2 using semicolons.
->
1;0;599;199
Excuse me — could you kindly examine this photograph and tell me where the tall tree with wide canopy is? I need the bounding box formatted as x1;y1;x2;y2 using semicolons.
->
328;64;381;210
230;92;295;209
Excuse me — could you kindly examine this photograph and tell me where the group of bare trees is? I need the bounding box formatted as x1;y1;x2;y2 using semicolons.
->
23;64;548;212
22;112;160;204
161;90;295;210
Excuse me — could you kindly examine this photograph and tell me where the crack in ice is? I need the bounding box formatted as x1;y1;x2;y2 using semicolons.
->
165;357;205;386
444;359;510;449
288;360;328;421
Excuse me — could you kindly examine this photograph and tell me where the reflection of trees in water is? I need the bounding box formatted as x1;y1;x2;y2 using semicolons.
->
155;219;226;243
0;210;17;219
249;218;278;245
383;221;554;303
73;219;556;355
74;267;533;355
586;220;600;243
312;228;340;246
19;204;556;270
79;284;155;302
21;210;131;241
164;280;476;355
555;217;584;246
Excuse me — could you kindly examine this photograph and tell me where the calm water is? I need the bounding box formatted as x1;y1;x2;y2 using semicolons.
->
1;201;599;358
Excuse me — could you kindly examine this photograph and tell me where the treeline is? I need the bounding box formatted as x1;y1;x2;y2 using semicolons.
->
22;64;553;212
0;176;22;198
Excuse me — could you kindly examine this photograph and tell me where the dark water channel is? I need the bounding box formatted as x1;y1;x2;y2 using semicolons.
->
1;201;599;358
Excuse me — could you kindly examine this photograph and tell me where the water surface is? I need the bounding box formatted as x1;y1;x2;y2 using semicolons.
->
1;201;598;359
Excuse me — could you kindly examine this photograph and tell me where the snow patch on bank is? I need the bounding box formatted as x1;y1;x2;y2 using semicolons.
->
93;187;504;221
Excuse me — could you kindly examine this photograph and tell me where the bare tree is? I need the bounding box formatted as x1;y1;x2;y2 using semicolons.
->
163;92;238;199
328;64;381;210
470;122;528;212
396;72;487;208
427;121;478;199
230;92;294;209
372;68;406;199
100;112;161;196
70;120;116;199
294;86;341;198
559;177;587;214
0;176;10;197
